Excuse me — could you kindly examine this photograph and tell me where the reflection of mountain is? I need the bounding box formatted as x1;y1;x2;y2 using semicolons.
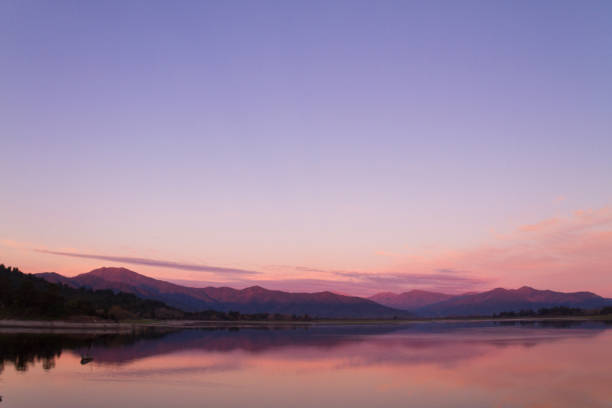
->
38;268;407;318
1;321;609;373
76;325;401;364
82;322;611;368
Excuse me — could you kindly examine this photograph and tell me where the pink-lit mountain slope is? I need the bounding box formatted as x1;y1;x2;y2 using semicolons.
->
37;267;409;318
369;290;454;310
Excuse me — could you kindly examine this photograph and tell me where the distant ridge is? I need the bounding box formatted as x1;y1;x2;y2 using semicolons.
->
369;286;611;317
369;290;454;310
415;286;611;317
37;267;408;319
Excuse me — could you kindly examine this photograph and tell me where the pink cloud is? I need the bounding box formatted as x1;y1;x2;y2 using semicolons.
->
384;206;612;296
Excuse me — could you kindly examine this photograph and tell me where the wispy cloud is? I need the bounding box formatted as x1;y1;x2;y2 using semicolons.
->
35;249;259;276
435;268;469;274
260;264;491;295
331;270;489;290
169;274;489;297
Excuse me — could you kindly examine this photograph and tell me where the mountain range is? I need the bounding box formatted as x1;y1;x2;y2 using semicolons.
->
37;267;407;318
37;267;612;318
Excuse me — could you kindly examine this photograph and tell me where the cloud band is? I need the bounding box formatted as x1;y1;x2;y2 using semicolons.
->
35;249;259;275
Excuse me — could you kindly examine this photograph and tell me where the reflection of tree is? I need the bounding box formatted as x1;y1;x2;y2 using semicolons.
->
0;329;174;373
42;357;56;371
0;335;64;372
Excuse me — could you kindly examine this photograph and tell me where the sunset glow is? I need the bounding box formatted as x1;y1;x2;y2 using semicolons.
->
1;3;612;407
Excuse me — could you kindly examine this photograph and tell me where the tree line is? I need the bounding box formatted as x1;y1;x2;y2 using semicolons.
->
493;305;612;318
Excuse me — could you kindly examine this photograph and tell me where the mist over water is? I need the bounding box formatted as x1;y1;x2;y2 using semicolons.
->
1;321;611;408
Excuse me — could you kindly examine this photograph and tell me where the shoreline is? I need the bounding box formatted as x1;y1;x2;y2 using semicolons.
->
1;314;610;332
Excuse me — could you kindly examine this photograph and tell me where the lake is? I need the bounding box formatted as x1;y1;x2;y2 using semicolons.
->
1;321;611;408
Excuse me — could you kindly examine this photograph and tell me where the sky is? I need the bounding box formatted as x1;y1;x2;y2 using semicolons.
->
1;0;611;296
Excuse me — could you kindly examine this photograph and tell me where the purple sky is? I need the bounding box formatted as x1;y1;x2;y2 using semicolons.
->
1;1;612;295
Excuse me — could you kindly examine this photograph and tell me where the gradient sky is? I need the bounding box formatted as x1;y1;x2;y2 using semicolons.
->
1;1;611;296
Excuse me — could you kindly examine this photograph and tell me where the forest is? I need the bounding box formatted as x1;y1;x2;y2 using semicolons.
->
0;264;182;320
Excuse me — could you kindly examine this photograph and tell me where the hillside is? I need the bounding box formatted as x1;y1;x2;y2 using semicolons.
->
62;267;220;312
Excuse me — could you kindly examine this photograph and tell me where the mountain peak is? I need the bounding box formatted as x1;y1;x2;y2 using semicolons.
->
241;285;270;294
80;267;156;283
88;266;140;276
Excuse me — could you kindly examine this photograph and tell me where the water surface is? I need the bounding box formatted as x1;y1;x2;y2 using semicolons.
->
1;321;611;407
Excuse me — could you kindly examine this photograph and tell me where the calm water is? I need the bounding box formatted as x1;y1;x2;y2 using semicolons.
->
1;321;611;408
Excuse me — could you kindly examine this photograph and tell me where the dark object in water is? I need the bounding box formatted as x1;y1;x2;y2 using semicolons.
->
81;342;94;365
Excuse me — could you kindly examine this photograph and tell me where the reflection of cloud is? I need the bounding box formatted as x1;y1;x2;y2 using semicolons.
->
35;249;259;276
